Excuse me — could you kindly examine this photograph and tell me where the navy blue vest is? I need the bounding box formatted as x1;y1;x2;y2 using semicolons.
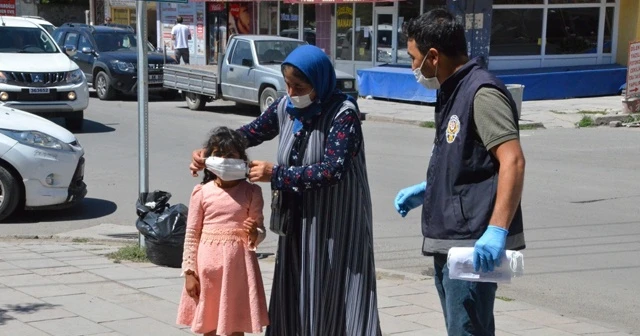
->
421;58;526;256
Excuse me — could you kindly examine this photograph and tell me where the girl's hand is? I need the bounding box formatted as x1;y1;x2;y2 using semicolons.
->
185;273;200;299
190;149;206;177
248;161;274;183
243;218;259;247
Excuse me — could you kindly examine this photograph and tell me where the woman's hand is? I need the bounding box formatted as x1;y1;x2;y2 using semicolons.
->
190;149;206;177
248;161;274;183
185;272;200;299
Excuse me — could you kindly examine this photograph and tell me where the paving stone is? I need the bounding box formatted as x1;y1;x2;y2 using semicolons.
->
31;266;83;276
120;297;180;324
45;272;107;285
101;317;191;336
134;265;182;279
380;312;426;334
25;245;76;254
505;309;578;326
89;265;158;281
378;283;427;297
0;261;20;270
63;257;116;268
6;304;76;323
397;311;447;330
1;268;33;277
119;277;175;289
376;278;415;288
381;304;431;317
511;327;578;336
494;298;534;312
8;258;67;270
104;292;160;305
0;318;51;336
495;312;549;332
43;250;95;260
29;316;112;336
69;282;138;303
43;294;143;323
390;328;448;336
377;295;413;309
0;288;43;305
140;284;183;304
88;333;123;336
394;292;443;312
0;273;56;287
548;322;616;334
16;284;85;299
0;252;47;261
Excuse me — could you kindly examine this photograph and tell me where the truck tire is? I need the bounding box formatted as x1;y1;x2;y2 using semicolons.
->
185;93;206;110
65;111;84;132
0;166;21;222
260;87;278;114
95;71;116;100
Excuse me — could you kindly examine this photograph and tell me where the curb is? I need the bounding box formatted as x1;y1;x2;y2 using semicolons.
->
362;113;546;130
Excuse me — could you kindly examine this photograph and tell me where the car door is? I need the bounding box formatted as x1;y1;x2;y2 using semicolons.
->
71;33;96;83
224;39;256;103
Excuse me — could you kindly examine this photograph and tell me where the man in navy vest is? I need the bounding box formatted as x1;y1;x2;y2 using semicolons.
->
394;9;526;336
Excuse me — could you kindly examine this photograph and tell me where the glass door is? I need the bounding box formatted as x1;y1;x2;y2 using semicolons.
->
374;7;397;65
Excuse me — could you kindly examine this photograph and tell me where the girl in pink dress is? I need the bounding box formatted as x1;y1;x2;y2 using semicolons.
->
177;127;269;336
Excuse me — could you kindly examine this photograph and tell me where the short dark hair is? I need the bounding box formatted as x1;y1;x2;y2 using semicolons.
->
403;8;467;58
176;16;183;24
202;127;248;184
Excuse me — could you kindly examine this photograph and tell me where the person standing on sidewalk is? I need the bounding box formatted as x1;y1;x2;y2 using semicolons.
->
172;16;191;65
394;9;526;336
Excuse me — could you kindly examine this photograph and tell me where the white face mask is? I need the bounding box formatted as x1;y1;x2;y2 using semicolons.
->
289;90;314;109
413;56;440;90
205;156;247;181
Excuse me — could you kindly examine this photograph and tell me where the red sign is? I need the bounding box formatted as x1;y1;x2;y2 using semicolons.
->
208;3;225;12
197;23;204;39
627;41;640;99
0;0;16;16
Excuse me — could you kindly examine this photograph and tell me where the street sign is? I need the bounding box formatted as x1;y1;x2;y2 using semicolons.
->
626;40;640;99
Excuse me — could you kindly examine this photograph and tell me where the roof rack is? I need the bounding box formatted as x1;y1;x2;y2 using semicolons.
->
60;22;96;32
101;23;135;32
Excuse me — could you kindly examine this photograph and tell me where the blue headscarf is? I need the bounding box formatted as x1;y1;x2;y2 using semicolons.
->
282;45;357;133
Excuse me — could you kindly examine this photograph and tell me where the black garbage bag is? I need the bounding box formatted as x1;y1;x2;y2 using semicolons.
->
135;190;188;268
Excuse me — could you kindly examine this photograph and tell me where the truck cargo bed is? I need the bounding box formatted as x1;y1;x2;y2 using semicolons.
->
163;64;218;97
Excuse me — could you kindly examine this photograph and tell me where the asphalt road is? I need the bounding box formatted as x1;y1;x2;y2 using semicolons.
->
2;94;640;333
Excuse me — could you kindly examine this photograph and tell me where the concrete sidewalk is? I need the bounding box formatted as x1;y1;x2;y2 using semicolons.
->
357;95;635;129
0;238;632;336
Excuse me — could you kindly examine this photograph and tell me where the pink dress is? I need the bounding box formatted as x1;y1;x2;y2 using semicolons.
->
176;181;269;335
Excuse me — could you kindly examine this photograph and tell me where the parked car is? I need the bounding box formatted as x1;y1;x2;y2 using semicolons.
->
0;105;86;222
163;35;358;113
52;23;179;100
20;16;57;36
0;17;89;131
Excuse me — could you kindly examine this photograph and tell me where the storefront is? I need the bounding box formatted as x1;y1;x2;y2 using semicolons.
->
105;0;157;46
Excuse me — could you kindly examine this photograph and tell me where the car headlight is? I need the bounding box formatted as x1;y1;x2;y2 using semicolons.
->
110;60;135;72
342;80;354;90
66;69;84;84
0;129;73;152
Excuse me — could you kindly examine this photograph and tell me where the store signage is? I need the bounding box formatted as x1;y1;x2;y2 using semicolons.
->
208;3;225;12
0;0;16;16
627;41;640;99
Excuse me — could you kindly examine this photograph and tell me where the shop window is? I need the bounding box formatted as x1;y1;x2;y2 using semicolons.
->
422;0;446;14
490;9;543;56
603;6;613;53
493;0;542;4
259;2;278;35
354;3;372;62
280;4;300;39
545;7;599;55
336;4;353;61
398;0;419;64
303;4;316;45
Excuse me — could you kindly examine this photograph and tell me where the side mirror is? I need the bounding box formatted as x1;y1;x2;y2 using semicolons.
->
64;45;77;57
241;58;253;67
81;47;94;54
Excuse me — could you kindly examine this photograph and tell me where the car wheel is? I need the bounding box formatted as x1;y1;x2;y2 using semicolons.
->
260;87;278;114
95;71;116;100
185;93;206;110
0;166;21;222
65;111;84;132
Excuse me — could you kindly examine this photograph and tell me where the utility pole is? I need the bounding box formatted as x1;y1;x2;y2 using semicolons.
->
89;0;96;25
136;0;149;248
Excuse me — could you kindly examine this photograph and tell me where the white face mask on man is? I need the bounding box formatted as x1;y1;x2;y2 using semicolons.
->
289;90;314;109
413;55;440;90
205;156;248;181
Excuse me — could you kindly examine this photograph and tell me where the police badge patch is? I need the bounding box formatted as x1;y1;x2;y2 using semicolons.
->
446;115;460;144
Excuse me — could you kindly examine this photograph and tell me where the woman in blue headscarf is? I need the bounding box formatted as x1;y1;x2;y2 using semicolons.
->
191;45;381;336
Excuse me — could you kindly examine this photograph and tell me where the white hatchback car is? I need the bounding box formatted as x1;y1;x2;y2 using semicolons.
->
0;17;89;131
0;105;86;221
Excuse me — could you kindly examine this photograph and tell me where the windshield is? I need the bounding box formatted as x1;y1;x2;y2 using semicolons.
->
255;40;305;64
0;27;59;53
41;24;56;36
93;32;155;52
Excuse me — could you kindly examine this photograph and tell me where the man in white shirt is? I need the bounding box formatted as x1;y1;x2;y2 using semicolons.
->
171;16;192;64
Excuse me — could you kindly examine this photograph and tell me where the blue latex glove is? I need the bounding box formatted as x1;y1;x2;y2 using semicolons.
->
473;225;509;273
394;181;427;217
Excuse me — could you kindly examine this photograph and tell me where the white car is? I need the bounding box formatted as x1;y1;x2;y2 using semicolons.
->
0;16;89;131
0;105;86;221
20;16;57;36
